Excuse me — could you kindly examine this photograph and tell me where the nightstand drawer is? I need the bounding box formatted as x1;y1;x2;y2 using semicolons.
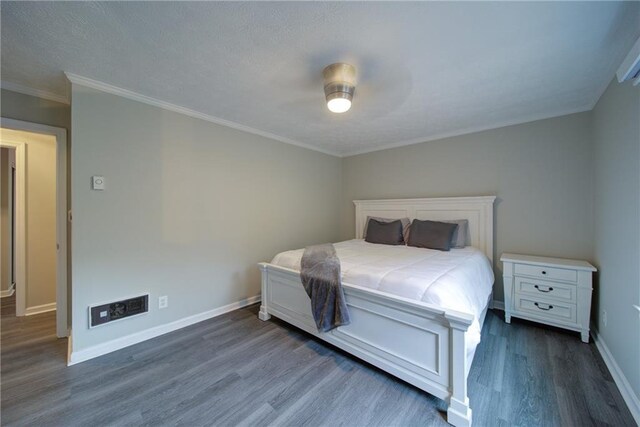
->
514;295;576;323
514;263;577;283
515;277;576;303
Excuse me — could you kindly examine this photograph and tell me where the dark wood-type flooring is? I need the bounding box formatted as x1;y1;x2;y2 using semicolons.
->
1;294;635;426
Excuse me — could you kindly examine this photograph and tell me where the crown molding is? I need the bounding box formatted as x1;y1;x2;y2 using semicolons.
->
6;73;600;159
64;72;341;158
339;104;593;157
1;80;69;105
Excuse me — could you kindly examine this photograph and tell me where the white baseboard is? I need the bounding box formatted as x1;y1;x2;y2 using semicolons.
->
591;325;640;424
491;300;505;311
25;302;56;315
0;283;15;298
68;295;261;366
67;330;73;365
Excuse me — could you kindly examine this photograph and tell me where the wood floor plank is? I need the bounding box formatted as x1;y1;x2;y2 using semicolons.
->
1;294;636;426
235;402;277;427
468;332;507;393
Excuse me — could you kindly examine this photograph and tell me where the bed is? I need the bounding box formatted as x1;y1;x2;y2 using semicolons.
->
258;196;496;427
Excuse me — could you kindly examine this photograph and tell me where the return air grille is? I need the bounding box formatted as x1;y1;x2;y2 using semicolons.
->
89;294;149;328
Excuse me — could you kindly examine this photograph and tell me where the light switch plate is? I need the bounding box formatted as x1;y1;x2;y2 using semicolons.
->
92;176;105;190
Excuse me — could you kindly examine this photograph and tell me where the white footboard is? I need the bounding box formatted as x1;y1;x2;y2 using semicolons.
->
258;262;474;427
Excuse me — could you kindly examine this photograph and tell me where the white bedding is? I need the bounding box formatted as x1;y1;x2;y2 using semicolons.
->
271;239;495;363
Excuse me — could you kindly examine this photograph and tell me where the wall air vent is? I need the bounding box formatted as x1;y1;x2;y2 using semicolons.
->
89;294;149;328
617;37;640;86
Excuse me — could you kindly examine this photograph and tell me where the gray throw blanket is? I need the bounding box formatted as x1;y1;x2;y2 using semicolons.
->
300;243;350;332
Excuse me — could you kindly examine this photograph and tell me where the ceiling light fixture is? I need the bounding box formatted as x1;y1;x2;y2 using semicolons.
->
323;63;356;113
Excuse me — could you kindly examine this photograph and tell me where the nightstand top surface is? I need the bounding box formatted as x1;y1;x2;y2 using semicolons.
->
500;253;596;272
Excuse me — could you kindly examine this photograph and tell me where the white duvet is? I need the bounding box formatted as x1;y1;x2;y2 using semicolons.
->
271;239;495;363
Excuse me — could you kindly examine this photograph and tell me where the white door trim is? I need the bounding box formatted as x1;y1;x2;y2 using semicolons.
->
0;118;68;338
0;138;26;317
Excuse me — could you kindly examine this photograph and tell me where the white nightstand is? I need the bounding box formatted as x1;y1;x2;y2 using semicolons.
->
501;253;596;343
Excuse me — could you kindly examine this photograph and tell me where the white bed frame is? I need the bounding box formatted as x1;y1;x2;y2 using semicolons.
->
258;196;496;427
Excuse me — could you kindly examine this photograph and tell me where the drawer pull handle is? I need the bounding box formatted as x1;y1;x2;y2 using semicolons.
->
534;302;553;311
534;285;553;293
541;271;547;275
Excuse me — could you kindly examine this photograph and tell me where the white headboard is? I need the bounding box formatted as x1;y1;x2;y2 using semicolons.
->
354;196;496;263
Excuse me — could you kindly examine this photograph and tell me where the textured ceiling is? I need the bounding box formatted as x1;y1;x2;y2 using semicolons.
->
2;2;639;156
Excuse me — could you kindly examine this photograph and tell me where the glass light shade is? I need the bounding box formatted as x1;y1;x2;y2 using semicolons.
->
323;63;356;114
327;97;352;113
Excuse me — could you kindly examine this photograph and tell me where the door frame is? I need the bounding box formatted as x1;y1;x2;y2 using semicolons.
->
0;118;68;338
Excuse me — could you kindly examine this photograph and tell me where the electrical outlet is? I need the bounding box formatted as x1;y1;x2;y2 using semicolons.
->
159;296;168;309
602;310;607;327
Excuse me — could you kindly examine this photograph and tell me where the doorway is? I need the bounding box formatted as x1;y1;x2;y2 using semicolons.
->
0;119;67;338
1;147;16;298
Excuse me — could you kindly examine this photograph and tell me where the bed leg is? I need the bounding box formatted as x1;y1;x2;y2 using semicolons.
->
447;398;472;427
258;305;271;321
446;317;472;427
258;262;271;321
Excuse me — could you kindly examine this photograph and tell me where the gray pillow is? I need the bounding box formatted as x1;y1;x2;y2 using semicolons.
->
364;216;410;243
407;220;459;251
365;219;405;245
441;219;469;248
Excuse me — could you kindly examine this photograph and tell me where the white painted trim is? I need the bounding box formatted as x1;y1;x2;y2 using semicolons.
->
68;295;261;365
67;330;73;365
60;73;597;159
25;302;57;316
0;138;26;317
591;325;640;424
3;73;606;159
0;283;15;298
491;300;505;311
341;105;593;157
55;126;68;338
3;75;603;159
0;118;68;338
64;73;340;158
1;80;69;105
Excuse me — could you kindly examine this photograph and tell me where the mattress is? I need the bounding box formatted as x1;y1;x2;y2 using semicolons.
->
271;239;495;364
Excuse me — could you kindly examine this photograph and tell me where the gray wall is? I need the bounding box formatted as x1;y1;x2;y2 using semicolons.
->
592;78;640;398
341;112;595;302
70;84;342;352
1;89;70;130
